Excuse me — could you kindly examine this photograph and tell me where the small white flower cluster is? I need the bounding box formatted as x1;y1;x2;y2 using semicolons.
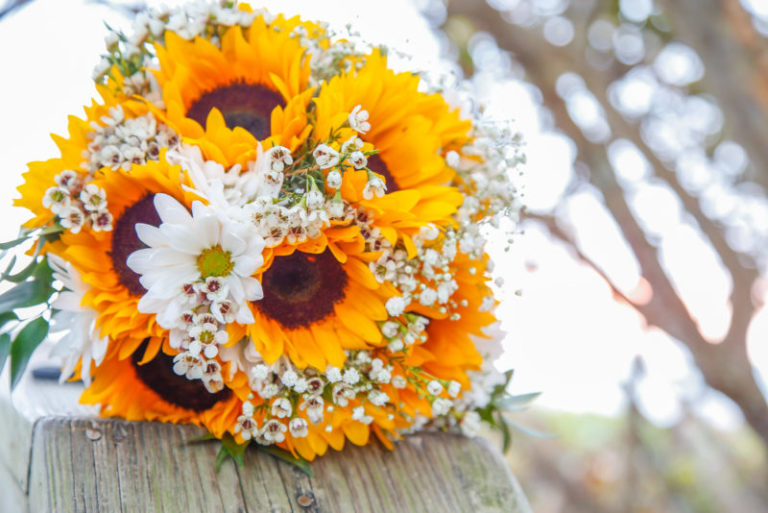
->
291;22;374;87
378;313;430;353
164;270;259;395
309;111;380;197
231;352;392;444
373;229;465;320
171;307;228;394
43;171;112;234
93;2;267;100
153;1;262;41
349;207;392;253
87;107;178;172
247;196;336;247
228;346;464;445
392;370;465;437
408;408;485;438
98;1;263;61
453;122;526;237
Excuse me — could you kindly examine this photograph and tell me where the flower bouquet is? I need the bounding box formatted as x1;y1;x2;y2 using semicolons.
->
1;0;526;467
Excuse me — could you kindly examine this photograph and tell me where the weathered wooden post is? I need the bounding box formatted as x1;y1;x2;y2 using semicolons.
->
1;373;532;512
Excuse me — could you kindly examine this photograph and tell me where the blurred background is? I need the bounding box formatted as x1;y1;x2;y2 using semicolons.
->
2;0;768;511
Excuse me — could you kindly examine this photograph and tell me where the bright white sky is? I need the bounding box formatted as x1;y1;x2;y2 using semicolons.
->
1;0;762;431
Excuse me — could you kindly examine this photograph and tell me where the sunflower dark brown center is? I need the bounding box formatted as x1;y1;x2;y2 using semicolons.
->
366;154;400;192
256;249;348;329
131;338;231;412
110;194;160;296
186;82;285;140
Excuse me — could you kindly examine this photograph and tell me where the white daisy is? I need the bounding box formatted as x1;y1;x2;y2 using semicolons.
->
127;193;265;328
47;254;108;386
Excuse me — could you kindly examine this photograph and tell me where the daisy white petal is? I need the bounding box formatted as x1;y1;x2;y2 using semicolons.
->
154;193;193;225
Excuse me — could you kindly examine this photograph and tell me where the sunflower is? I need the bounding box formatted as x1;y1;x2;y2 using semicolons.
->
312;49;471;229
151;14;316;168
230;229;394;370
80;338;240;437
54;157;200;363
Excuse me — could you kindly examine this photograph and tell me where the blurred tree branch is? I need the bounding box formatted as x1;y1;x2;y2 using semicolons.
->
0;0;32;20
659;0;768;188
86;0;145;16
444;0;768;450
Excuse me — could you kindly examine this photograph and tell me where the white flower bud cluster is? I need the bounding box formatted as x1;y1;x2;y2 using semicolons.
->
43;171;113;234
225;341;472;446
453;122;525;245
170;302;232;395
370;230;463;318
93;3;268;95
246;196;335;247
349;207;391;253
87;108;178;172
228;349;416;445
309;131;375;194
378;314;430;354
393;372;466;437
171;145;356;250
163;261;262;394
298;23;373;87
162;1;261;40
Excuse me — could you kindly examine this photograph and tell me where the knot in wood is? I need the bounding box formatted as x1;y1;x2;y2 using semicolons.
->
85;422;102;441
296;492;315;508
112;424;128;443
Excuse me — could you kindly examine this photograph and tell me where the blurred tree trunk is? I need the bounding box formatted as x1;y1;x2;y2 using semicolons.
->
444;0;768;451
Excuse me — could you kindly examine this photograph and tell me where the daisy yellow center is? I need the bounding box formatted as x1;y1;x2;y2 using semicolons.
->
186;82;285;140
197;246;234;278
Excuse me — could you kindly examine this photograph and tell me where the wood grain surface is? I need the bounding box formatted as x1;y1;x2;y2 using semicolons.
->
1;371;531;513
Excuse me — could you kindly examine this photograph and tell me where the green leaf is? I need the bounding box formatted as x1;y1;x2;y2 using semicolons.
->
496;392;541;412
0;311;18;330
214;436;249;472
0;333;10;375
220;435;248;469
0;255;17;278
185;432;218;444
501;417;556;440
215;445;229;473
4;236;48;283
4;257;42;283
0;280;53;313
499;412;512;453
10;317;49;390
475;403;497;427
32;257;54;285
0;236;31;250
257;445;313;477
